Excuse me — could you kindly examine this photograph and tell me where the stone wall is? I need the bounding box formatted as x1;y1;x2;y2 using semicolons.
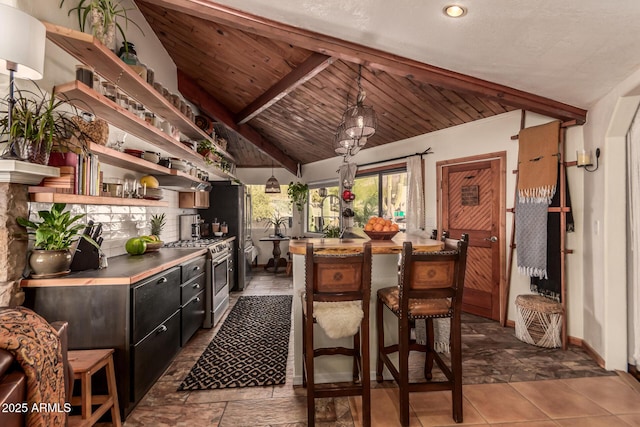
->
0;183;28;306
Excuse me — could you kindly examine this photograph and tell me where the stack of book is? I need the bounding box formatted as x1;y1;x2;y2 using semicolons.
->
33;152;104;196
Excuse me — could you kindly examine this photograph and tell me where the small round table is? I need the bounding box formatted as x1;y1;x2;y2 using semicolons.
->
259;236;290;274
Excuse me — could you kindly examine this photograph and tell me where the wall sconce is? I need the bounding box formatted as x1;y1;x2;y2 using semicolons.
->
576;148;600;172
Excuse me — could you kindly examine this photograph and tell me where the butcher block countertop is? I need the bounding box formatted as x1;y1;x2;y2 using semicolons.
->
20;248;207;288
288;233;443;255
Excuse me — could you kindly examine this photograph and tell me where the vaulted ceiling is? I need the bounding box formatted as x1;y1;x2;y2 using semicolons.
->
135;0;589;174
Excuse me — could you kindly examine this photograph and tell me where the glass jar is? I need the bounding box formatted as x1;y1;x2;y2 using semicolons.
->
221;222;228;235
116;92;129;109
102;82;116;102
135;103;145;119
144;112;155;125
75;64;94;87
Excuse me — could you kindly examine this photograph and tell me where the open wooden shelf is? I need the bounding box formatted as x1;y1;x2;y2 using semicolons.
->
29;192;169;207
88;143;210;187
44;22;234;162
54;81;234;180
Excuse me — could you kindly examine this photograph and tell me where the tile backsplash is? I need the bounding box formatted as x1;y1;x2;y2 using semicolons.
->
28;190;197;258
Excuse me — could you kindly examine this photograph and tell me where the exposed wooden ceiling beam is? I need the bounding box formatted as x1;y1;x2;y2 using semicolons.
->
177;70;299;174
141;0;587;124
236;53;334;124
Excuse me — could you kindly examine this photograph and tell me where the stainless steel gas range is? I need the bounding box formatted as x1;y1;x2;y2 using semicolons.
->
165;238;231;328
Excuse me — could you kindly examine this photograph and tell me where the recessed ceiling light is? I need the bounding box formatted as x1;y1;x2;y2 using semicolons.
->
444;5;467;18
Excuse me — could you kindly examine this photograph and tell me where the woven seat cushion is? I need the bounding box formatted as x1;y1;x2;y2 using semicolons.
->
378;286;451;318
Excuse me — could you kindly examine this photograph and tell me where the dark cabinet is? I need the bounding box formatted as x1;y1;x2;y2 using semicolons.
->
23;252;207;419
131;266;181;343
131;310;181;402
130;268;182;402
180;255;206;346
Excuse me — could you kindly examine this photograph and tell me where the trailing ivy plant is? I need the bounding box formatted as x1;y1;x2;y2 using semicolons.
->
287;181;308;213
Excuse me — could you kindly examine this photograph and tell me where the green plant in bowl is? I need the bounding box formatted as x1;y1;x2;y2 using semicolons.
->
17;203;98;277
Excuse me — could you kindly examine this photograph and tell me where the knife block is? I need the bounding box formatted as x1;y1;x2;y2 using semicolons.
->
70;238;101;271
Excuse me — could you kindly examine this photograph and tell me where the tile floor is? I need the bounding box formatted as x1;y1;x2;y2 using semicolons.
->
122;271;640;426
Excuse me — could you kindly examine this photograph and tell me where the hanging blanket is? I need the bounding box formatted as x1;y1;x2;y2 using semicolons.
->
531;164;575;301
0;306;66;427
517;120;560;202
516;121;560;279
414;318;451;353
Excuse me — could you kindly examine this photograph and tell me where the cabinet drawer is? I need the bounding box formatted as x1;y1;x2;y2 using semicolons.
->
182;256;206;283
131;266;181;344
131;310;181;402
181;273;205;305
181;290;205;346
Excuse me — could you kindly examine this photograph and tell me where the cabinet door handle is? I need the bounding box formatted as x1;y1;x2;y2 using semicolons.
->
157;277;168;284
193;283;200;289
193;266;200;271
157;325;168;333
194;297;201;303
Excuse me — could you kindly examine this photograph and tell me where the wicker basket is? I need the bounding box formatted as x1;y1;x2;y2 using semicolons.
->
514;294;562;348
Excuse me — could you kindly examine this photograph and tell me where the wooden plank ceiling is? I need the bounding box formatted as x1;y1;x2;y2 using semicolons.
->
135;0;587;174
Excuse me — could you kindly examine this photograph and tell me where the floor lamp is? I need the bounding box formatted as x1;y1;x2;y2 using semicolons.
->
0;3;46;160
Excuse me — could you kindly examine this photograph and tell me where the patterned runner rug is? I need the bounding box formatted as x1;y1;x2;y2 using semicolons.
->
178;295;292;390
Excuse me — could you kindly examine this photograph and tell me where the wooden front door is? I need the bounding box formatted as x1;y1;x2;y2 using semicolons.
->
439;153;505;321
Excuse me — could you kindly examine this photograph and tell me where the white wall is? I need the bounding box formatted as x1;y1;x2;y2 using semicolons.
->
299;110;586;331
581;65;640;370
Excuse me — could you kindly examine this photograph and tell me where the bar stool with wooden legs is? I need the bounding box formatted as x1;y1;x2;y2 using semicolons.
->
67;348;121;427
302;242;372;427
376;234;469;426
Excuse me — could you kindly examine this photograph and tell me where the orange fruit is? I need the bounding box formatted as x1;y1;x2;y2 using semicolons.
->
382;225;390;232
364;224;373;231
373;223;383;231
391;224;399;231
385;219;392;226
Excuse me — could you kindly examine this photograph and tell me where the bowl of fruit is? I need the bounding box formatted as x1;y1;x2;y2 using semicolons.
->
125;235;163;255
363;216;400;240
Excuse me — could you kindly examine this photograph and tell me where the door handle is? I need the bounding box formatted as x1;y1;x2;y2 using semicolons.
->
484;236;498;243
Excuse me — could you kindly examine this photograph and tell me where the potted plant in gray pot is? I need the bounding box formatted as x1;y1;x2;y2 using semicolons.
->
0;84;83;164
17;203;98;278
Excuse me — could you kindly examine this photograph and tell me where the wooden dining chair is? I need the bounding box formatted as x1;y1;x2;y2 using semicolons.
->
302;242;372;427
376;234;469;426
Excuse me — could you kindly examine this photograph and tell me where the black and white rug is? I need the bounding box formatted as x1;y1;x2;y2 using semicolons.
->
178;295;292;390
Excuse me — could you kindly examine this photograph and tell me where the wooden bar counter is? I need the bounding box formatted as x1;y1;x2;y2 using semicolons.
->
288;233;442;255
290;234;443;385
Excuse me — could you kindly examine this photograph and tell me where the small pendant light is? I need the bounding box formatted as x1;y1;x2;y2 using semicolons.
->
265;163;281;193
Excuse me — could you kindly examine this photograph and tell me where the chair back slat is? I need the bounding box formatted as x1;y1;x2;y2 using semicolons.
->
410;260;456;290
305;242;372;301
399;234;469;306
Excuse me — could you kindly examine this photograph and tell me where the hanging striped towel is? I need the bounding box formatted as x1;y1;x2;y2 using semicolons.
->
515;120;560;279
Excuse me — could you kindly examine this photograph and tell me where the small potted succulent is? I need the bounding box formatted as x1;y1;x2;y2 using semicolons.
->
17;203;99;277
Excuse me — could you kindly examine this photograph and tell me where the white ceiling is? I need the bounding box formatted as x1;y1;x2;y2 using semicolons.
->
210;0;640;109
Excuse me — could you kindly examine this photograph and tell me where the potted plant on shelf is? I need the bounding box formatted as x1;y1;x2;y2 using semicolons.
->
264;212;288;237
59;0;143;51
197;139;220;164
287;181;308;213
16;203;99;277
0;84;83;164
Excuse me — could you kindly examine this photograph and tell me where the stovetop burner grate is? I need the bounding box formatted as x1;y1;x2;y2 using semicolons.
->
164;238;226;248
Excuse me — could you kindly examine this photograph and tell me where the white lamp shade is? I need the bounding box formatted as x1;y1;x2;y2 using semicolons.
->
0;4;46;80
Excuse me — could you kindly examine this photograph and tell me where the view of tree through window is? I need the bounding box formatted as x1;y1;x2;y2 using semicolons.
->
306;168;407;234
307;186;340;233
247;185;292;235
